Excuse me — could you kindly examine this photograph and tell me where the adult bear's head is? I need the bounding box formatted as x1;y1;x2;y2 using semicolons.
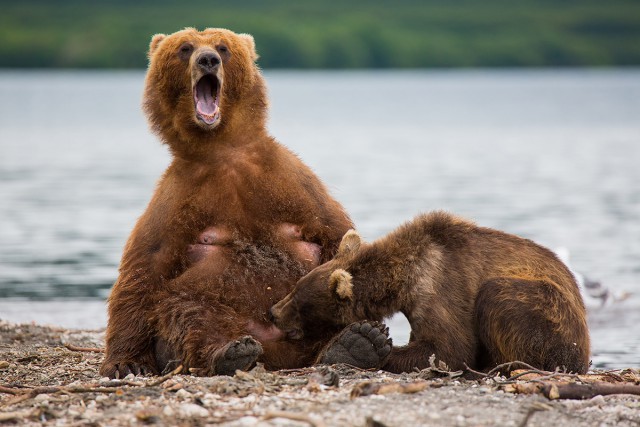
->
143;28;266;157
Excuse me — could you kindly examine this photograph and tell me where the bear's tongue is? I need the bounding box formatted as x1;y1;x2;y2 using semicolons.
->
195;76;218;121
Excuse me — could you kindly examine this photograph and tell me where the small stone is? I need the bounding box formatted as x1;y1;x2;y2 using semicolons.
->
136;409;160;423
163;406;175;417
179;403;209;418
81;410;99;421
175;388;192;399
124;373;135;381
0;361;10;369
590;395;606;406
235;416;259;426
34;393;50;402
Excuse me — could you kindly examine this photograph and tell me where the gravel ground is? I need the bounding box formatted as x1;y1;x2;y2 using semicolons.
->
1;320;639;427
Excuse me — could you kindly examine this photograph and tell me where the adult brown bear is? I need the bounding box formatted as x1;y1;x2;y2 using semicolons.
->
100;28;352;378
271;211;591;374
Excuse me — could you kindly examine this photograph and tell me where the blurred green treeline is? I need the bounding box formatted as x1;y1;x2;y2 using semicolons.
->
1;0;639;68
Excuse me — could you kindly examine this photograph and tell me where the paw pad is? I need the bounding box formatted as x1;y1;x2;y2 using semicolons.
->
212;336;263;376
319;321;392;369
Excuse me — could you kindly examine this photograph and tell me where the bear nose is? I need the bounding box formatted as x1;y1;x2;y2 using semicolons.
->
196;52;221;71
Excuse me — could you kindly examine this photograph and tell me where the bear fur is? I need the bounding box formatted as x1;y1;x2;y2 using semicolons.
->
100;28;353;378
271;211;591;374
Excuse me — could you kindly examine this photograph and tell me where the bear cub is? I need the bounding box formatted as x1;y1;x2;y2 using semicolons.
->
271;211;591;374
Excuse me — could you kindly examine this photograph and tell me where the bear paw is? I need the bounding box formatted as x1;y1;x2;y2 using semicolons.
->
317;321;392;369
211;336;264;376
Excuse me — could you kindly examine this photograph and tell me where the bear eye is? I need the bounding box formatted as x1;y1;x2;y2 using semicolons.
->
216;44;231;61
178;43;193;60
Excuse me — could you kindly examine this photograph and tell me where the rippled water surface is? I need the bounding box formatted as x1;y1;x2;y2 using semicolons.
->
0;69;638;368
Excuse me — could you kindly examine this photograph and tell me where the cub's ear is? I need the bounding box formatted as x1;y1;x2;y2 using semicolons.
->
239;33;259;61
149;33;166;57
328;269;353;301
337;230;361;258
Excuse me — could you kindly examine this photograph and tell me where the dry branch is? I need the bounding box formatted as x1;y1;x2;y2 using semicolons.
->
504;380;640;400
541;382;640;400
351;381;429;398
63;343;105;353
0;410;33;422
0;386;22;396
146;364;183;387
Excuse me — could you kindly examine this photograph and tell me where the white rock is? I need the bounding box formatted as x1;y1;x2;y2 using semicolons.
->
175;388;192;399
235;416;259;425
81;410;99;421
179;403;209;418
163;405;175;417
34;393;50;402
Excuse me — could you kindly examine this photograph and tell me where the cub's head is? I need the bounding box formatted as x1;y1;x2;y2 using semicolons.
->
143;28;264;151
270;230;363;340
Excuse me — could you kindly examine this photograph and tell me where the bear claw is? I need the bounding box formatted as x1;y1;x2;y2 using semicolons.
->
102;361;156;379
317;321;392;369
211;336;263;376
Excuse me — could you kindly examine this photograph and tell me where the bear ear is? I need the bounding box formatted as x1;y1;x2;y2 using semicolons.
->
337;230;361;258
149;33;166;56
328;269;354;301
239;33;259;61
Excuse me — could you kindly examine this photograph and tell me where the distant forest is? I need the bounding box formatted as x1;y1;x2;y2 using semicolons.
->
1;0;639;68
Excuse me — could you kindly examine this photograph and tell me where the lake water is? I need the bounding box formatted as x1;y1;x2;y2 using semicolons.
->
0;69;638;369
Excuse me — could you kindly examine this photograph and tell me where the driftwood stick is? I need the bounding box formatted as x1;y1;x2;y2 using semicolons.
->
63;343;105;353
351;381;429;398
486;361;549;377
542;382;640;400
146;364;183;387
0;410;33;422
463;363;489;378
0;386;22;395
496;369;557;385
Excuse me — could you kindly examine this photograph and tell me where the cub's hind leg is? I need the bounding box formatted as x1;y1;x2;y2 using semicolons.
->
474;278;590;374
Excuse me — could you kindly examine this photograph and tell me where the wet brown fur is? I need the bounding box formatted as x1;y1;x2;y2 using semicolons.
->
100;28;352;377
271;211;590;374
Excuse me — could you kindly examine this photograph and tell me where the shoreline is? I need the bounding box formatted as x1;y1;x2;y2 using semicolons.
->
1;298;638;369
1;320;639;426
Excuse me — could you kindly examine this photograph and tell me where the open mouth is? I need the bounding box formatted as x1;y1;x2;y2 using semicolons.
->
193;74;221;125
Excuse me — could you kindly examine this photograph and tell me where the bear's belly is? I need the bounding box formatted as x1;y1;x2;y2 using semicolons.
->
186;225;233;266
186;223;321;271
276;222;321;270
